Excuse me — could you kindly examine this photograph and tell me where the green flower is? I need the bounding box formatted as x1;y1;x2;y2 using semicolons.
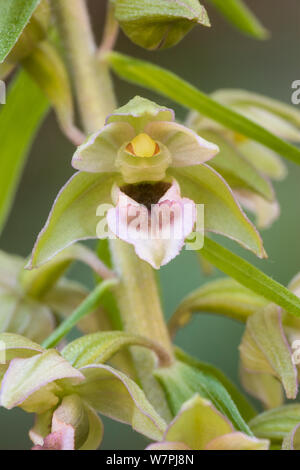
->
188;89;300;229
146;395;269;450
29;96;266;272
0;332;167;450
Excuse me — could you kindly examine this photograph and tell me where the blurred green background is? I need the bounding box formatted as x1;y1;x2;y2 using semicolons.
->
0;0;300;449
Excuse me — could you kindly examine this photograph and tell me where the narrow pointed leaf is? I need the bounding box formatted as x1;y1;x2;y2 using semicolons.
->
108;52;300;165
200;238;300;318
0;70;48;234
208;0;268;39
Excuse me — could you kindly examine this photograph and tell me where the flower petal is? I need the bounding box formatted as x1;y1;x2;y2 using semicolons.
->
169;165;265;258
239;304;298;399
0;350;84;412
32;422;75;450
107;181;196;268
75;364;166;441
205;432;269;450
240;366;284;410
106;96;174;133
72;122;135;173
282;424;300;450
145;121;219;166
164;395;233;450
0;250;24;292
29;172;116;269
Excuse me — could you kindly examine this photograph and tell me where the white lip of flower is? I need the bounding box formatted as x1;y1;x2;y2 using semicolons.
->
106;180;197;269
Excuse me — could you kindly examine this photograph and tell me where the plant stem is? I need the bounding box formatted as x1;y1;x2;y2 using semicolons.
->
52;0;173;420
98;1;119;58
42;279;118;349
51;0;116;133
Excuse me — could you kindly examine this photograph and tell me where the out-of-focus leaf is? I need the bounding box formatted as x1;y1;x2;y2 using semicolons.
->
0;0;41;62
175;348;257;422
208;0;268;39
169;278;267;337
108;52;300;165
0;250;24;292
29;172;116;269
76;364;166;441
0;70;48;234
249;405;300;442
0;294;54;343
239;305;298;399
154;360;252;435
212;89;300;142
201;238;300;319
240;366;284;410
62;331;172;368
169;165;265;258
23;40;84;145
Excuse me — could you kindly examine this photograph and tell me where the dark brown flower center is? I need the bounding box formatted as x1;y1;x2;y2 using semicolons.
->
120;182;172;210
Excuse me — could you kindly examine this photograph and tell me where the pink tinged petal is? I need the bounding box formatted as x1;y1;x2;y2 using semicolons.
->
205;432;269;450
146;441;191;450
107;181;197;269
282;423;300;450
72;122;135;173
145;121;219;166
32;422;75;450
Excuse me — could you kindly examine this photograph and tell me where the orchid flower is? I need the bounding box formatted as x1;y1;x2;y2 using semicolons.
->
0;245;113;342
29;96;266;272
0;332;167;450
146;395;269;451
187;89;300;229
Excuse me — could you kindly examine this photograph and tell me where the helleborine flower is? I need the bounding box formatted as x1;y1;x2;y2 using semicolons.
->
187;89;300;229
0;245;112;343
238;272;300;410
72;96;219;184
0;333;167;450
146;395;269;451
29;96;266;272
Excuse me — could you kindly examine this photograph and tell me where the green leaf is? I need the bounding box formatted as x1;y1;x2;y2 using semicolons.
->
154;360;252;435
29;172;116;269
249;404;300;442
169;165;265;258
201;237;300;318
108;52;300;165
208;0;269;39
0;0;41;62
76;364;166;441
175;347;257;422
0;70;48;234
61;331;172;368
169;278;268;337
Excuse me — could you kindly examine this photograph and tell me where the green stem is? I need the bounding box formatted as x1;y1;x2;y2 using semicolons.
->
42;279;118;349
110;240;173;420
52;0;173;420
51;0;116;133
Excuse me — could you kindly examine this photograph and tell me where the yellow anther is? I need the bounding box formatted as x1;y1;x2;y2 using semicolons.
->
126;133;159;158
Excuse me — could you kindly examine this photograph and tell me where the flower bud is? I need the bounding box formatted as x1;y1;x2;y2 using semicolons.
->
114;0;210;50
6;0;50;64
